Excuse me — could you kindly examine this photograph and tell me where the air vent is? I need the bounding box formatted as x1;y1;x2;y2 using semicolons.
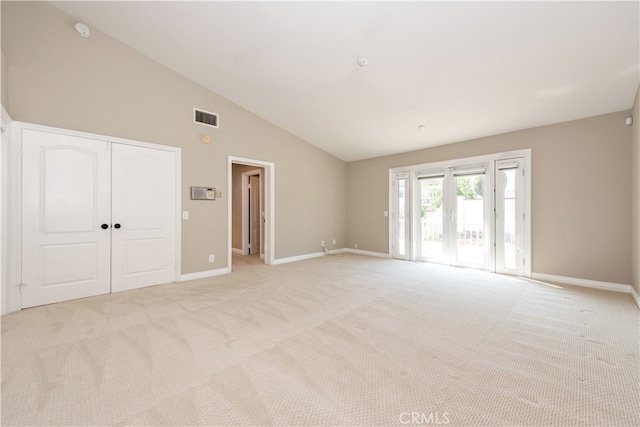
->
194;108;219;128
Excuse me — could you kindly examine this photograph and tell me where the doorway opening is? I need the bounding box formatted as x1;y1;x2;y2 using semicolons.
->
238;167;263;258
228;157;275;270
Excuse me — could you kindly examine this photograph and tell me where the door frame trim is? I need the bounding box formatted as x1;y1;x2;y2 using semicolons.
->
228;156;275;269
5;121;182;314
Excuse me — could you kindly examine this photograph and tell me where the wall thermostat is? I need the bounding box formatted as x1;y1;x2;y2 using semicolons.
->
191;186;216;200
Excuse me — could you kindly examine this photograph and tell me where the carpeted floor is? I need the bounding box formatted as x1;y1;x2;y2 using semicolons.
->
1;254;639;426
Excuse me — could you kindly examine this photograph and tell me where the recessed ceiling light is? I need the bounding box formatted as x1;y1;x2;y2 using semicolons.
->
357;57;369;67
74;22;91;38
418;125;426;130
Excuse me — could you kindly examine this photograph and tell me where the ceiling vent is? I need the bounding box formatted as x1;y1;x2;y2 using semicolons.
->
194;108;219;128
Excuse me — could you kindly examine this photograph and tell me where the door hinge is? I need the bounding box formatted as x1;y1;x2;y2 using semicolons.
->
18;283;26;293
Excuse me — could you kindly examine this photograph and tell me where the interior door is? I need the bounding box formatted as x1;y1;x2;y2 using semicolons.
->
111;143;176;292
249;174;261;255
21;130;111;308
495;158;524;275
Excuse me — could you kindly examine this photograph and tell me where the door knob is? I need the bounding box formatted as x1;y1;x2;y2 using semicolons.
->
101;224;109;229
114;223;121;229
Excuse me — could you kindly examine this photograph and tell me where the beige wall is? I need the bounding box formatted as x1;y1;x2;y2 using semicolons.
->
632;85;640;295
0;2;6;109
1;49;7;109
231;164;263;251
2;1;635;290
2;1;347;273
348;111;633;285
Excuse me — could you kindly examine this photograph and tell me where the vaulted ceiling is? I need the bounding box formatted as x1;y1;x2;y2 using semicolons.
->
53;1;640;162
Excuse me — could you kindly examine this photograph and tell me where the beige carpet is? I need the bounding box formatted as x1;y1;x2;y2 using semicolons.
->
1;254;639;426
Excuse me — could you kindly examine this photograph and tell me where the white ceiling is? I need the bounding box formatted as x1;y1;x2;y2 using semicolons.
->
53;1;639;162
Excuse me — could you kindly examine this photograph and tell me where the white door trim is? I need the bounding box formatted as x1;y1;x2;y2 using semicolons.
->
241;169;262;256
5;121;181;314
1;107;16;315
228;156;275;269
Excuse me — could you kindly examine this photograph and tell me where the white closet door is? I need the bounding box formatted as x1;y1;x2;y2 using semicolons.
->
21;130;111;308
111;144;176;292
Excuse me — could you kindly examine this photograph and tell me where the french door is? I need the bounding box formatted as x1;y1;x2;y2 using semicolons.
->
495;158;525;275
392;153;529;276
418;174;446;262
391;172;411;259
416;166;489;269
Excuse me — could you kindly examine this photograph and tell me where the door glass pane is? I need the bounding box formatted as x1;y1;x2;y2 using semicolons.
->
420;177;444;260
455;174;485;266
502;169;516;269
397;180;406;256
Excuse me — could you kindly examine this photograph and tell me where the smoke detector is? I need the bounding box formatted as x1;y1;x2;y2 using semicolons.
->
74;23;91;38
357;57;369;67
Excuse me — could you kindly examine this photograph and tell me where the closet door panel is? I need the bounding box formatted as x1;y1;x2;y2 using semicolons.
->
111;143;176;292
21;129;111;308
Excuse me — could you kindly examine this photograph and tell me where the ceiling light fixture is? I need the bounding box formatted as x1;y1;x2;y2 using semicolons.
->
357;57;369;67
74;22;91;38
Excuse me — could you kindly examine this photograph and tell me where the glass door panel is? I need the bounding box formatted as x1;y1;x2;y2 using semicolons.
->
392;173;411;260
453;173;486;267
501;169;517;269
398;179;407;257
419;177;445;261
496;159;524;275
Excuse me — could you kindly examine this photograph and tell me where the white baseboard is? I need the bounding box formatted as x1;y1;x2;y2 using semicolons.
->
272;247;378;265
342;248;391;258
231;248;243;255
531;272;632;294
180;267;230;281
631;286;640;309
273;251;325;265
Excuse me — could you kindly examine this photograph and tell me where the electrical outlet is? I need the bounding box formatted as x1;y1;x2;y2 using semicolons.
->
208;254;214;263
332;238;336;245
321;240;325;247
182;211;189;220
354;243;358;249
